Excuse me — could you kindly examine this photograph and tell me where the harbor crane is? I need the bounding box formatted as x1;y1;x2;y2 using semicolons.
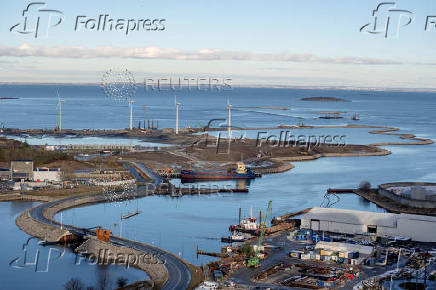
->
248;200;272;268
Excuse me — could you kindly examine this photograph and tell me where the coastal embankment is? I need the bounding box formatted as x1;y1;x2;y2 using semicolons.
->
13;163;204;289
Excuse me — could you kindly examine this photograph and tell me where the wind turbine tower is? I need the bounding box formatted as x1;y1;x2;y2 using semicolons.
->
227;97;232;141
129;98;135;130
175;95;181;134
56;90;65;131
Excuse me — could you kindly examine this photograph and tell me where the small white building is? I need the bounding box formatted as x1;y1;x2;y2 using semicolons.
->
33;168;62;182
300;207;436;243
315;241;374;256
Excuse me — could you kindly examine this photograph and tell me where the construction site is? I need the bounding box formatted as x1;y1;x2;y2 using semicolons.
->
195;200;436;290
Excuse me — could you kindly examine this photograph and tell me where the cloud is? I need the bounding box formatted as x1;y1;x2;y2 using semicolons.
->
0;43;402;65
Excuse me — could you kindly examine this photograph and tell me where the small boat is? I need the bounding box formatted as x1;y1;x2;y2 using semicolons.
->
352;113;360;121
229;207;259;234
221;233;246;243
181;162;257;181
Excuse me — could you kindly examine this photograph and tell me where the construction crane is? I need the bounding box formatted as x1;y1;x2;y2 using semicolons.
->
248;200;272;268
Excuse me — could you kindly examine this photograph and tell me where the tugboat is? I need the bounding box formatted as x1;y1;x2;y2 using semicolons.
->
229;206;259;234
181;162;258;181
221;233;246;243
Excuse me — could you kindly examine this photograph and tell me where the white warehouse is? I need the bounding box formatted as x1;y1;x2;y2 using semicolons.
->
33;168;62;182
300;207;436;243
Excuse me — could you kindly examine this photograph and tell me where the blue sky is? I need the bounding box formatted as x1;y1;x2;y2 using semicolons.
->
1;0;436;88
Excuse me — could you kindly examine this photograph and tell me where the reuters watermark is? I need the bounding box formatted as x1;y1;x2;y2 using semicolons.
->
144;77;232;92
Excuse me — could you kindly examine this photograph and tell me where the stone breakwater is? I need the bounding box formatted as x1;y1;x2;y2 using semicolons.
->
14;189;201;289
16;207;66;242
75;238;168;288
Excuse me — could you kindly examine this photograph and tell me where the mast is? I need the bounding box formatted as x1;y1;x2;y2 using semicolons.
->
238;207;241;226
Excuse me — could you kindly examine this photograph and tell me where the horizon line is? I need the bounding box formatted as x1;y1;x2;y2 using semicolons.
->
1;81;436;93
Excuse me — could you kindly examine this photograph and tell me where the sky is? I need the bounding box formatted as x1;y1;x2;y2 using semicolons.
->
1;0;436;89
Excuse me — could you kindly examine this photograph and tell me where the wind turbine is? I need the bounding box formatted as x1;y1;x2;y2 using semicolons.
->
128;98;135;130
56;90;65;131
227;97;232;141
175;95;181;134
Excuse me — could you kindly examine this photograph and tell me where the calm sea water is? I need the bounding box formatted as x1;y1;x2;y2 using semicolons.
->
1;85;436;287
0;202;146;290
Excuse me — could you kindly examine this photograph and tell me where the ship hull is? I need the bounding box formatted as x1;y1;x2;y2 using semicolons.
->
181;170;256;180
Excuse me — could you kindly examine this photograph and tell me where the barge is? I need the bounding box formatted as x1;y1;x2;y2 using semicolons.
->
181;162;259;181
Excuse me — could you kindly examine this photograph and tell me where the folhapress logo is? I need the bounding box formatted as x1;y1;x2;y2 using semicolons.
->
75;16;166;35
360;2;414;38
10;2;64;38
10;2;166;38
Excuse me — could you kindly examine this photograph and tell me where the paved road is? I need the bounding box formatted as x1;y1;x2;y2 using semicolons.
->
132;162;163;185
27;163;192;290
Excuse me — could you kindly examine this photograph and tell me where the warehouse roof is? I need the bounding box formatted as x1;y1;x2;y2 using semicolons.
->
301;207;397;228
315;241;374;256
302;207;436;227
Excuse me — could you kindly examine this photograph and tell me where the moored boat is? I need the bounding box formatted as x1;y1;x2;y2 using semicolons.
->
221;233;246;243
181;162;258;181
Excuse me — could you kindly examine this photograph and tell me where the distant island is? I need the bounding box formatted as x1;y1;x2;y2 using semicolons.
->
301;97;349;102
0;97;19;100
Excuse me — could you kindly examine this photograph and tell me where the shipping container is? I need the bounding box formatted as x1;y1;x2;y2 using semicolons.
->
317;281;337;287
348;251;359;259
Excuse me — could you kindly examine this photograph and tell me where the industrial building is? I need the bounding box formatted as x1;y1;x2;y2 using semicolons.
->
33;168;62;182
0;168;10;180
378;182;436;209
10;160;34;181
300;207;436;243
8;160;62;183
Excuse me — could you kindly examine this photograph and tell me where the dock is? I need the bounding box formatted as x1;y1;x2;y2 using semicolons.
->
121;210;141;220
196;245;229;259
327;188;356;194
